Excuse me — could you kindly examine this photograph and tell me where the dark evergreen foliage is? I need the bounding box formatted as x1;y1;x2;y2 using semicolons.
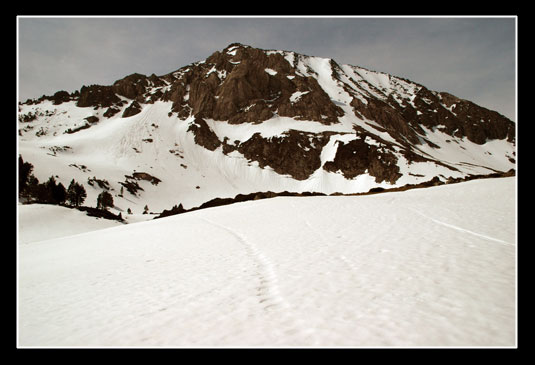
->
97;191;114;210
18;155;121;222
67;179;87;207
18;155;34;194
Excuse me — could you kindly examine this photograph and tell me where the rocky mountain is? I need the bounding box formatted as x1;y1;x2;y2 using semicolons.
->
18;43;516;216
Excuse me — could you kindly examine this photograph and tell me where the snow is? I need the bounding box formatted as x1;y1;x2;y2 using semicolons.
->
354;67;391;93
413;126;515;175
289;91;309;103
204;115;352;143
17;94;515;214
319;133;359;167
17;47;516;220
17;48;517;347
17;204;124;244
17;177;516;347
205;66;227;80
226;47;238;56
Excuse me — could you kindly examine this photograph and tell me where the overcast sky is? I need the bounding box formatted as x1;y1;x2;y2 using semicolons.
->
17;16;516;121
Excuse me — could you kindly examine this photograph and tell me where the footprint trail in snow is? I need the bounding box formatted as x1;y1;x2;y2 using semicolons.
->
199;217;317;342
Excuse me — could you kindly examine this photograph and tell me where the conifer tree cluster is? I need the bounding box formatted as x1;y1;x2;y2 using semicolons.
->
18;155;86;207
19;155;125;222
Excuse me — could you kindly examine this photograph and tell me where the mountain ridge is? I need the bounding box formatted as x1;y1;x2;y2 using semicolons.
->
18;43;516;216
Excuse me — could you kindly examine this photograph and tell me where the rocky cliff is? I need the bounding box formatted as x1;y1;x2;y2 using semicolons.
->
18;43;516;213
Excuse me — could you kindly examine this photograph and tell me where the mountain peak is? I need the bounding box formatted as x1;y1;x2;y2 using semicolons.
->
18;44;515;214
223;42;251;50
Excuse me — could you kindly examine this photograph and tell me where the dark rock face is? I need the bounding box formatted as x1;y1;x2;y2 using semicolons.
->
84;116;99;124
237;130;332;180
76;85;121;108
103;106;121;118
51;90;71;105
399;87;515;145
122;100;142;118
437;92;515;144
119;172;161;196
162;43;344;125
131;172;161;185
351;87;515;148
323;137;401;184
161;43;515;183
112;73;148;100
351;96;421;145
187;117;221;151
21;42;515;187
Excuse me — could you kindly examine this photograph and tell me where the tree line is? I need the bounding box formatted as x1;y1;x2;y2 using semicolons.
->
18;155;114;211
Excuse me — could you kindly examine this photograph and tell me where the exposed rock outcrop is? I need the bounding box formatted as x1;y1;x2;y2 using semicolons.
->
20;42;516;190
160;43;345;125
187;117;222;151
122;100;142;118
76;85;121;108
51;90;71;105
437;92;515;144
237;130;332;180
323;136;402;184
112;73;148;100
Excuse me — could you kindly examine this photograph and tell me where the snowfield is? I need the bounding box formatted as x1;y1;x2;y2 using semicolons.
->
17;177;516;348
18;204;125;244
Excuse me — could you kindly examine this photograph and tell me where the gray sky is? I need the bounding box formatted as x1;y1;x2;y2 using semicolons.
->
17;16;516;121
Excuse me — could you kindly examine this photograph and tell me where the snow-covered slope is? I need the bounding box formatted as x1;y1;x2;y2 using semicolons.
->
18;43;516;216
17;203;124;244
18;177;516;347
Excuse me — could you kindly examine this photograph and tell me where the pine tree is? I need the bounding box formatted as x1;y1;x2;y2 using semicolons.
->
97;191;114;210
18;155;33;195
67;179;77;206
40;176;57;203
75;182;87;206
67;179;87;207
18;155;40;201
35;181;50;203
26;175;40;201
52;182;67;205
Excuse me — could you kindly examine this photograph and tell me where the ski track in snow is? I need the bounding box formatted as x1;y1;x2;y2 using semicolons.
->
198;217;316;341
199;217;286;311
18;178;516;347
408;207;514;247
